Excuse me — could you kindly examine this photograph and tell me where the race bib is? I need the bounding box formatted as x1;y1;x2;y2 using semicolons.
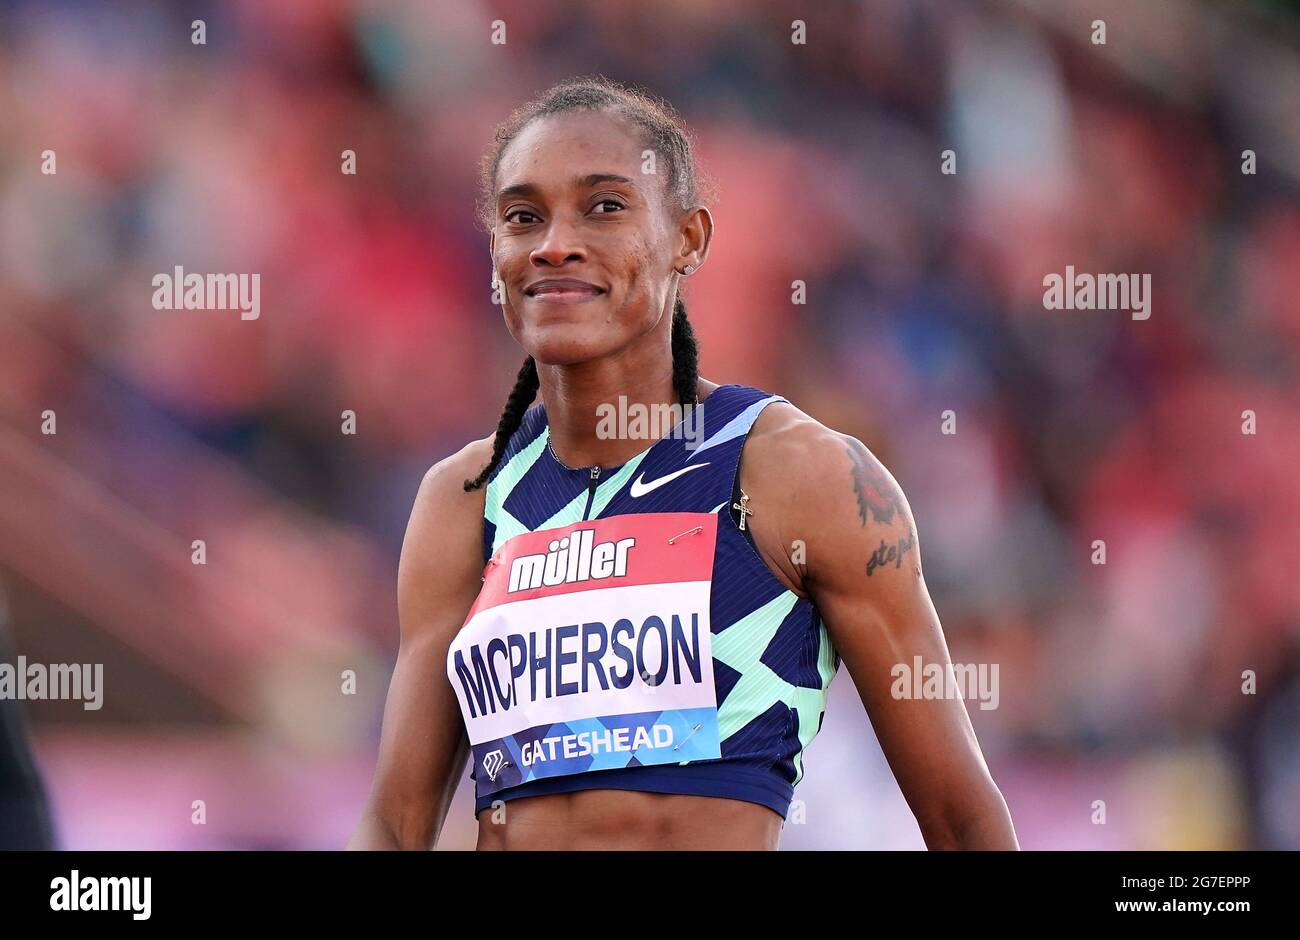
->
448;512;721;796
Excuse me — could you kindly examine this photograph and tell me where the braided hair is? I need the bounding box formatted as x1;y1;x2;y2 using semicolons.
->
464;76;711;491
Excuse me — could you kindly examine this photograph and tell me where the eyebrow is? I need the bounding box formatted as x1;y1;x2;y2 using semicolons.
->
496;173;637;202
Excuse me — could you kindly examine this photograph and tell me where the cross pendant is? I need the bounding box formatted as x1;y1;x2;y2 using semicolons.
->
733;488;754;531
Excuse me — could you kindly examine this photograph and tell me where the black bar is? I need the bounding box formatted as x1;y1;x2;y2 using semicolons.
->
0;850;1282;926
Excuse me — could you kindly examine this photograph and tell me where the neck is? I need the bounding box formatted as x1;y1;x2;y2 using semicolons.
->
539;348;687;468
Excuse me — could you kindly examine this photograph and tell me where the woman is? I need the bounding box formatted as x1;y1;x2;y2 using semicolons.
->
349;77;1017;850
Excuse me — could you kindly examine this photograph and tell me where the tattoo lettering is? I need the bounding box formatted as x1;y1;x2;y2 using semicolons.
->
846;440;903;527
866;533;915;576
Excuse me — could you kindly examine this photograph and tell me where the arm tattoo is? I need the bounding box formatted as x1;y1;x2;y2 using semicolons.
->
866;533;915;576
846;439;903;527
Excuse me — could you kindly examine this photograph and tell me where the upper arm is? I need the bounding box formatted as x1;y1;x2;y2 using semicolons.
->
743;408;1014;846
358;438;492;849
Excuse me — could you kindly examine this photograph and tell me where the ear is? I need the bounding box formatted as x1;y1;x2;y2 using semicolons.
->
675;206;714;276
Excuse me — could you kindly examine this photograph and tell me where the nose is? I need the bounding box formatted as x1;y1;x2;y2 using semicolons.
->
529;216;587;268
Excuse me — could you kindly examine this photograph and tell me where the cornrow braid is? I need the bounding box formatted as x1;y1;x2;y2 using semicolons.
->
670;297;699;408
465;76;708;491
463;355;539;491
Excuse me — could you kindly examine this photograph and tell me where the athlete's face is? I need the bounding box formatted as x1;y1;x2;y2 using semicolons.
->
489;110;704;366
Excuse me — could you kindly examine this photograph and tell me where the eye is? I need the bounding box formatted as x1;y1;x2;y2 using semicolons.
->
590;198;626;215
504;207;540;224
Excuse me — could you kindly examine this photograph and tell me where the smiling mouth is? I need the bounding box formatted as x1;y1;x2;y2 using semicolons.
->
525;283;606;302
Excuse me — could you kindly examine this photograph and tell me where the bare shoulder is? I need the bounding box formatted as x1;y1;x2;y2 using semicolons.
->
414;435;497;509
744;400;906;517
397;436;496;634
403;435;497;546
742;400;842;475
741;400;920;590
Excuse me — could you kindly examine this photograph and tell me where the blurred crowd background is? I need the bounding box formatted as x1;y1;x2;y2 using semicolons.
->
1;0;1298;849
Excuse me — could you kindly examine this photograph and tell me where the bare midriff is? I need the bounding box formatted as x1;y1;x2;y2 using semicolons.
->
475;789;783;850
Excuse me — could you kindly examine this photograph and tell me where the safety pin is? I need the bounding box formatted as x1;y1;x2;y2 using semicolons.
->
667;525;704;545
674;723;703;751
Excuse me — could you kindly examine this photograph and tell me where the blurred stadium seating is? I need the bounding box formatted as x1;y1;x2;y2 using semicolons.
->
0;0;1297;849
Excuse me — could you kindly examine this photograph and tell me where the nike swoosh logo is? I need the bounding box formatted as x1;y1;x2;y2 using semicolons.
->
628;463;711;498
